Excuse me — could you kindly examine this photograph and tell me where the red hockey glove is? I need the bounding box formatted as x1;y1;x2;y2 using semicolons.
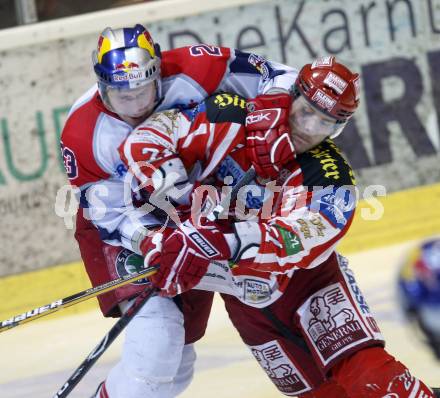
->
143;220;231;296
245;93;295;179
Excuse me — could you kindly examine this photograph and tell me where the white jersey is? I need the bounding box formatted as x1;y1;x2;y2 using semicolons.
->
61;45;298;253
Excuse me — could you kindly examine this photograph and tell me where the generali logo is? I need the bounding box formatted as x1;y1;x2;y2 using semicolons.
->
305;285;368;362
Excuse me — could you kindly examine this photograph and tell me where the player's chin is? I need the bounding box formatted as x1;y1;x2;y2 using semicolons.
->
126;108;152;119
292;135;310;154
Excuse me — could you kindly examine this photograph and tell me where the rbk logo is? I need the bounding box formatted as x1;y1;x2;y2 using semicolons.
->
246;111;272;125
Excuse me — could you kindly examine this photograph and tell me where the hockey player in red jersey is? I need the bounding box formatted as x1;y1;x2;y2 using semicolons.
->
122;57;436;397
61;24;298;398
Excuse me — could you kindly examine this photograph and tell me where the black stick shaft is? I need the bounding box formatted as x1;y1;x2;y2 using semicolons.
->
52;286;156;398
0;265;158;333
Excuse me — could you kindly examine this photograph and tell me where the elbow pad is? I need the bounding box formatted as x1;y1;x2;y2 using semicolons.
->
230;221;262;263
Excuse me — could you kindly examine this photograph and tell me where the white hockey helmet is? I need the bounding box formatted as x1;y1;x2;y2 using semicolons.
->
92;24;162;119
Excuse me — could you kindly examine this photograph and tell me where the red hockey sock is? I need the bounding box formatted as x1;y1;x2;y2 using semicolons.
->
299;379;349;398
331;346;434;397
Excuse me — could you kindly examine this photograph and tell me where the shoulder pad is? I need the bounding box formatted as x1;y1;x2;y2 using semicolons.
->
204;93;247;124
297;139;356;188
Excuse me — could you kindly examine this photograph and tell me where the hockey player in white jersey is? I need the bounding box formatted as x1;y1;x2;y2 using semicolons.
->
61;24;298;398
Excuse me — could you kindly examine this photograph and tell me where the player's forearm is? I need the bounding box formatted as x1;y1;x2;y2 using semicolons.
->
227;202;354;274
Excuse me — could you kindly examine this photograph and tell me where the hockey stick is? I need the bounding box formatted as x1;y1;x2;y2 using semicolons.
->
0;264;158;333
51;166;257;397
52;285;156;398
1;168;257;335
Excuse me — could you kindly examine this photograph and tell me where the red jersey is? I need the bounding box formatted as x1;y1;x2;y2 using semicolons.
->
121;94;357;307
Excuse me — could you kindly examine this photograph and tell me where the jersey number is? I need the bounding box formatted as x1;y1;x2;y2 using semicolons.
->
61;144;78;179
189;45;222;57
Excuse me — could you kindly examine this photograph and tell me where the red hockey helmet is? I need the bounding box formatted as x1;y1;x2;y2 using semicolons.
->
295;56;360;122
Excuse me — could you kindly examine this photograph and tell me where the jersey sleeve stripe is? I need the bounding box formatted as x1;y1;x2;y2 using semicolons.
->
199;123;242;181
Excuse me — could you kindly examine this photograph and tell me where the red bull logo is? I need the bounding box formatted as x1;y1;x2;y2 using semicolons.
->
115;61;140;73
113;60;143;82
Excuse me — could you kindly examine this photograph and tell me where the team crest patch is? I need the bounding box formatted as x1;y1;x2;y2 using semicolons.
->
298;282;370;366
248;53;270;80
250;340;311;396
316;190;355;229
115;249;150;285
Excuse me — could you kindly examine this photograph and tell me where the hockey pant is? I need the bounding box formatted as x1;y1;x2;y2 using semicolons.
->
75;209;154;317
75;209;213;341
222;253;434;397
220;252;433;397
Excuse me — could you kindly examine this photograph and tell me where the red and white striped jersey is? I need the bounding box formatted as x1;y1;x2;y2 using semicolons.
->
121;94;357;307
120;94;247;189
220;140;357;306
61;46;297;249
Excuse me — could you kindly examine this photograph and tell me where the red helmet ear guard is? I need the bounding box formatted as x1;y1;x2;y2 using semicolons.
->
295;56;360;122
